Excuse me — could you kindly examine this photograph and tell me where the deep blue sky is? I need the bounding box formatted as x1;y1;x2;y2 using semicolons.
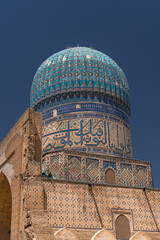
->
0;0;160;187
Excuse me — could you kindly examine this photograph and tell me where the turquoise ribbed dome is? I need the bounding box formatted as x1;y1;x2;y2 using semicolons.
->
31;47;130;112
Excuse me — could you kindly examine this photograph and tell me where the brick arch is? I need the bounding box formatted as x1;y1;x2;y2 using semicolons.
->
105;168;116;184
0;161;14;186
0;171;12;240
91;229;116;240
54;227;79;240
115;214;131;240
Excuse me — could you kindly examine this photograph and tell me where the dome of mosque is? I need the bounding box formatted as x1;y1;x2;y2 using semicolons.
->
30;47;130;113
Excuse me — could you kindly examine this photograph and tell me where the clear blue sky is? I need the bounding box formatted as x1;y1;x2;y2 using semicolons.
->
0;0;160;187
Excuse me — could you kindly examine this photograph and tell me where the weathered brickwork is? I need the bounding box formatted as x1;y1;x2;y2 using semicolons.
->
0;109;42;240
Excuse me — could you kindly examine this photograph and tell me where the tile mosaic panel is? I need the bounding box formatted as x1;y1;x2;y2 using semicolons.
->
86;158;99;183
103;161;116;171
42;151;153;188
135;166;148;187
121;164;133;186
50;155;59;179
68;155;81;181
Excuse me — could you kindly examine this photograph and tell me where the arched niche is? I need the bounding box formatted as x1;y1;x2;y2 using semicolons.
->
0;172;12;240
105;168;115;184
54;227;79;240
115;214;131;240
91;229;116;240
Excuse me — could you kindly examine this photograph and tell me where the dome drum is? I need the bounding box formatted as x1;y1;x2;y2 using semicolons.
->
31;47;132;157
42;101;132;158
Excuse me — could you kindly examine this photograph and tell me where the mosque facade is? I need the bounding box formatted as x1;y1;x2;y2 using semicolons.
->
0;47;160;240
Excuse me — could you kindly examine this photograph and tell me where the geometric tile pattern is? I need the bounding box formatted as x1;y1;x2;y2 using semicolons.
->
42;150;153;188
103;161;116;171
28;160;41;176
68;156;81;181
50;155;59;179
27;181;159;231
121;165;133;186
86;158;99;183
146;191;160;230
26;180;44;210
30;47;130;110
135;167;148;187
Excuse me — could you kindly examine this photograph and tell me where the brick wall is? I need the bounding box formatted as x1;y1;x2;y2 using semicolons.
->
0;108;42;240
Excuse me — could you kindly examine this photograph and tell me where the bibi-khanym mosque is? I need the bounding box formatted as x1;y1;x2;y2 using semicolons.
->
0;47;160;240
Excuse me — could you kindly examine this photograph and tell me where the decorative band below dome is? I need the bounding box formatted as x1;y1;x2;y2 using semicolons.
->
34;91;130;115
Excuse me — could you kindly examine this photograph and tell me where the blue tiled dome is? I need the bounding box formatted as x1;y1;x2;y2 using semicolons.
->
31;47;130;112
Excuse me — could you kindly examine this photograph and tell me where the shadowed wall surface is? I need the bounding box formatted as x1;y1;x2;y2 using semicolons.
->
0;172;12;240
